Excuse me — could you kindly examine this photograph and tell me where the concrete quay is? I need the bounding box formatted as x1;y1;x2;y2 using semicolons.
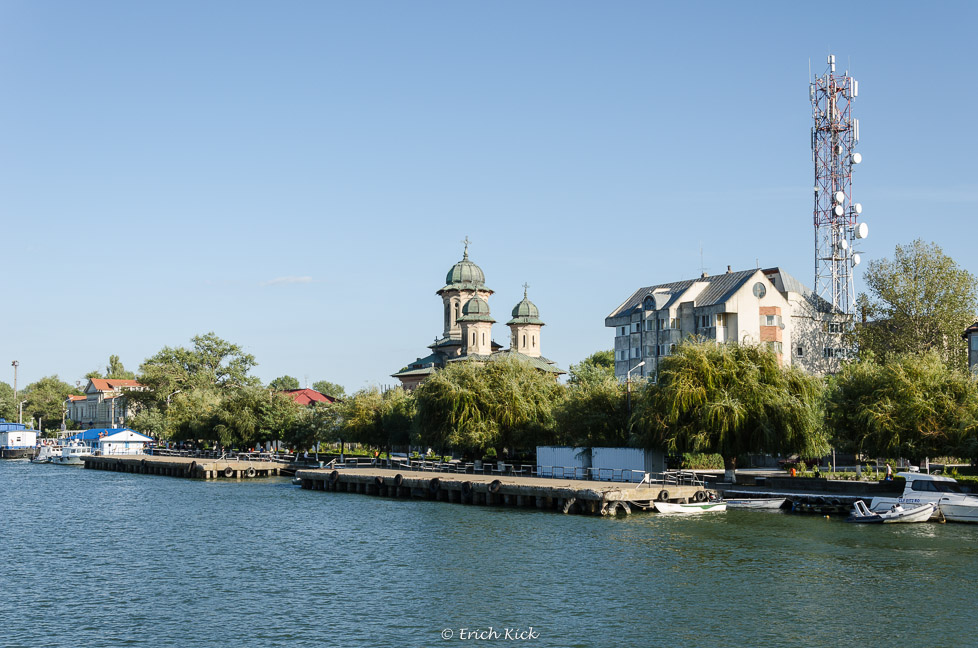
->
83;454;284;480
295;467;711;516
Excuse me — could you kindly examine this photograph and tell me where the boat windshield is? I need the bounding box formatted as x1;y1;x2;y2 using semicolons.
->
910;480;964;494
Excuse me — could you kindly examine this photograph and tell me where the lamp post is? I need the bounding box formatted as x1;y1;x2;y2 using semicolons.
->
11;361;19;418
626;361;646;414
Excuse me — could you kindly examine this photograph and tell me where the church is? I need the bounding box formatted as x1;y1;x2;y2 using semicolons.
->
392;241;564;389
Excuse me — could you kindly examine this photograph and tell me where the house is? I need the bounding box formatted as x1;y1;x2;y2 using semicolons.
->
281;388;335;406
97;429;154;455
0;419;37;459
605;266;848;382
66;378;145;430
392;242;564;389
964;321;978;373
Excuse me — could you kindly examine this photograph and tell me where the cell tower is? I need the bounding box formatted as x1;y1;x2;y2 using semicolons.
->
810;54;868;317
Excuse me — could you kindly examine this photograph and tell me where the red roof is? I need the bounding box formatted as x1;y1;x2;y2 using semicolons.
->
90;378;143;391
68;395;87;402
281;388;335;406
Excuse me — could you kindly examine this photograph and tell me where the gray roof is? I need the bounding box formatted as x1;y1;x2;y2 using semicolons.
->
762;267;841;314
606;269;760;322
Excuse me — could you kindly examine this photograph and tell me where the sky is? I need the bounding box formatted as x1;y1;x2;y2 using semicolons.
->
2;1;977;393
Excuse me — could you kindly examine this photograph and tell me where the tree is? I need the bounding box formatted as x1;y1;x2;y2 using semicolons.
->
631;342;828;480
0;381;16;421
826;352;978;462
21;376;82;431
86;355;136;380
312;380;346;399
336;387;384;447
857;239;978;370
213;387;301;449
268;375;300;391
285;401;341;456
555;373;628;447
567;350;615;385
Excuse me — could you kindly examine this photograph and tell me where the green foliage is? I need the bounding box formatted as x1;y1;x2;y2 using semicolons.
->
857;239;978;371
0;381;15;421
568;350;615;385
630;341;828;469
826;352;978;462
86;355;136;380
312;380;346;399
285;401;341;451
337;387;385;446
413;357;561;454
21;376;82;430
554;372;628;447
676;453;724;470
268;375;301;391
213;387;301;448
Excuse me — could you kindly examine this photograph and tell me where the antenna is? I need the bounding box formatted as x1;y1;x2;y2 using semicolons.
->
810;52;868;318
698;244;708;277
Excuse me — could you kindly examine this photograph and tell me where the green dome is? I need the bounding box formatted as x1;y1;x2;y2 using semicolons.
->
445;249;486;287
457;295;495;323
506;288;545;326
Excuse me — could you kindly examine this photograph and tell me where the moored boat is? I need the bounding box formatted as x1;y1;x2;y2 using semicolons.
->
31;445;64;463
52;441;93;466
848;499;937;524
654;501;727;514
724;497;787;510
870;472;978;523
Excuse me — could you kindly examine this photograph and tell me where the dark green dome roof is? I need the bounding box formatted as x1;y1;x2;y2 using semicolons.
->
506;287;545;326
446;249;486;286
457;295;495;323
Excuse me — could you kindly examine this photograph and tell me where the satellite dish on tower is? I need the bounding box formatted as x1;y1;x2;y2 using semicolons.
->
853;203;863;215
852;253;862;266
855;222;869;239
833;205;844;217
834;191;845;204
852;152;862;164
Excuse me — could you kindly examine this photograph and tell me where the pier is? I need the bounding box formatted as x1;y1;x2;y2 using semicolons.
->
83;454;284;479
295;467;710;516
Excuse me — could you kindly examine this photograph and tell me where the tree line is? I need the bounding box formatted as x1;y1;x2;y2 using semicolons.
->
2;239;976;468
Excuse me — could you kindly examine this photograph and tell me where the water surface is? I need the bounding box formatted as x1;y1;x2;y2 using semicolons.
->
1;460;974;648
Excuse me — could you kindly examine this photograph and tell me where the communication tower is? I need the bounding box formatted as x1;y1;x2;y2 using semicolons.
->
810;54;868;316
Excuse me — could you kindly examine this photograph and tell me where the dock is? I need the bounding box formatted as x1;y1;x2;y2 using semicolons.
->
295;467;711;516
83;454;285;479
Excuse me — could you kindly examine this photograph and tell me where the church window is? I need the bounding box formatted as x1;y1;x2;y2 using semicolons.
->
522;334;526;347
532;335;536;347
482;332;485;346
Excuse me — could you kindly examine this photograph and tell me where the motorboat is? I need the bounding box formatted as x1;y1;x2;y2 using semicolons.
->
870;472;978;523
848;499;937;524
724;497;787;510
31;445;64;463
654;501;727;514
52;441;93;466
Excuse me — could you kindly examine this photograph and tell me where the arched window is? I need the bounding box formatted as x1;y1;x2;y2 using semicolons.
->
471;332;476;345
532;335;536;347
522;334;526;347
454;301;460;322
482;332;485;346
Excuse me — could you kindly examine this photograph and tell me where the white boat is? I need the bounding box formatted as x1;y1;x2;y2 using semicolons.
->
870;472;978;523
52;441;93;465
724;497;787;510
654;501;727;514
848;499;937;524
31;445;64;463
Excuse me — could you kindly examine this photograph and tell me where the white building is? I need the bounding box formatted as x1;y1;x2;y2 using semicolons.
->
605;266;848;381
66;378;145;430
0;419;37;459
97;429;153;456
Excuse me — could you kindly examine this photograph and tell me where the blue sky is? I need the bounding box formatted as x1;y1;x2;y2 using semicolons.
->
2;1;976;392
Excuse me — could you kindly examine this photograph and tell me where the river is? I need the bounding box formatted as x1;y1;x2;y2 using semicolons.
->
1;459;975;648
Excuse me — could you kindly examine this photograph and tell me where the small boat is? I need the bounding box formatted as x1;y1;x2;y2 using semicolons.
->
52;441;93;466
291;476;302;486
31;445;64;463
724;497;787;510
654;501;727;514
848;499;937;524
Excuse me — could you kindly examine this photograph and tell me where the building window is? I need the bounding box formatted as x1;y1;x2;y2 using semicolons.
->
482;332;485;346
717;313;727;327
657;318;664;330
827;322;842;333
620;326;627;336
765;341;783;354
796;346;804;357
522;334;526;347
532;335;536;347
669;344;677;354
764;315;776;326
823;347;845;359
972;337;978;351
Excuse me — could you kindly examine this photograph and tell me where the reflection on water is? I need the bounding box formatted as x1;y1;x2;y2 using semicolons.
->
1;460;975;648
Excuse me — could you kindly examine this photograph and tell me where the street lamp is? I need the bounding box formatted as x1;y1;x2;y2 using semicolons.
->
11;360;19;411
626;361;646;414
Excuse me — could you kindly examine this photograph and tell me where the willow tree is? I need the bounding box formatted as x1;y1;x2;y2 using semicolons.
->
555;371;628;448
826;352;978;462
631;341;828;480
413;361;496;455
